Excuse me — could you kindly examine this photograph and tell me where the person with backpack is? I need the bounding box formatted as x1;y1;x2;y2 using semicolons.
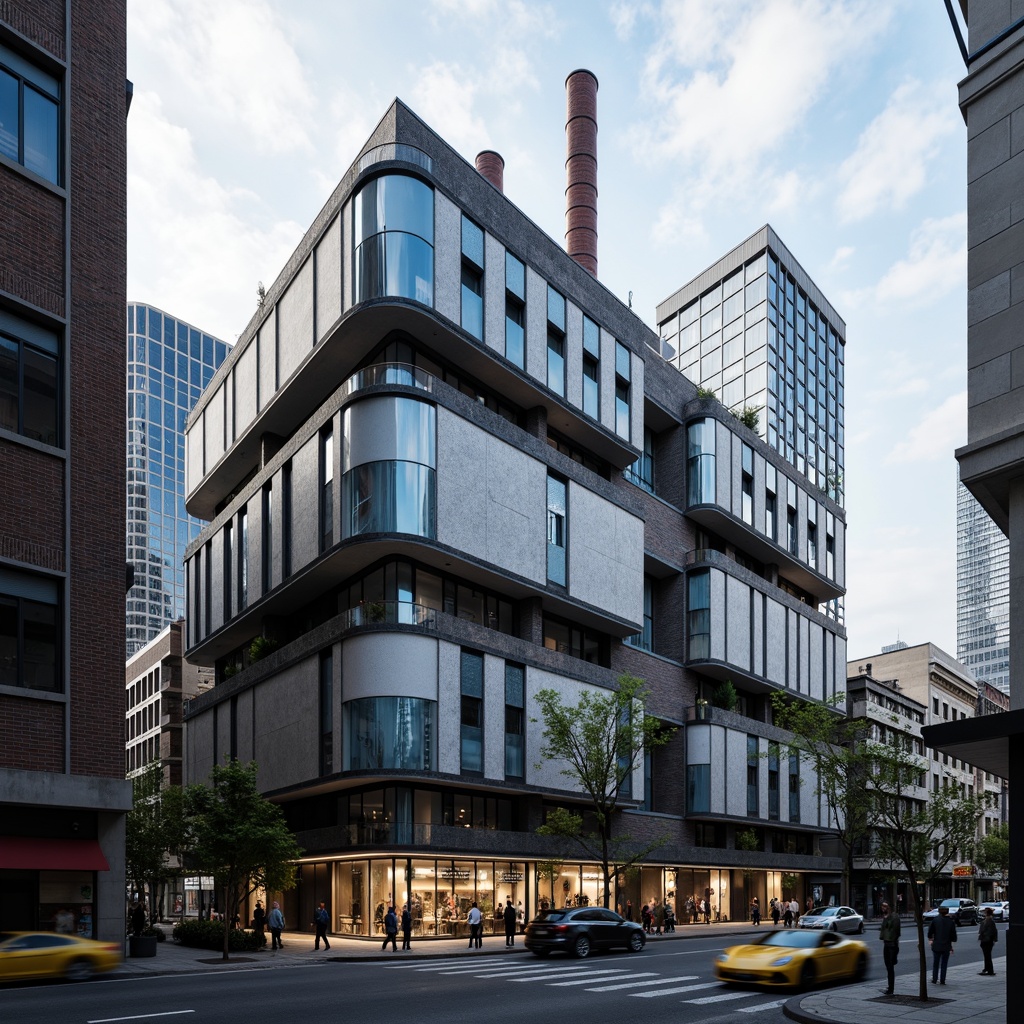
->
382;905;398;951
314;901;330;951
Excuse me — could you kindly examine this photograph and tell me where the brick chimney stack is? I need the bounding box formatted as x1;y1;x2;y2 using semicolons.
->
475;150;504;193
565;69;598;276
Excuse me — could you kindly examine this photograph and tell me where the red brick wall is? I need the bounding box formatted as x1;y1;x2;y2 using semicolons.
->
66;0;127;779
0;176;65;315
1;1;67;59
0;696;64;771
0;444;65;570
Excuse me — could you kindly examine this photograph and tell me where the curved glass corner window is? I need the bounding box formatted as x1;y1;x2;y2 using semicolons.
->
686;418;716;505
343;461;435;538
346;696;435;771
354;175;434;305
687;570;710;661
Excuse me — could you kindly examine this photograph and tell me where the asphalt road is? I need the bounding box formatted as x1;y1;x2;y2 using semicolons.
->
0;930;894;1024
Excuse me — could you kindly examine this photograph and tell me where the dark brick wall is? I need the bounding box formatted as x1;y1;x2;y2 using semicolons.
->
66;0;127;779
0;696;64;770
0;445;65;570
0;175;65;315
1;1;67;58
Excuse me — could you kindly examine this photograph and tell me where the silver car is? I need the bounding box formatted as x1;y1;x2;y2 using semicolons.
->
797;905;865;934
978;901;1009;921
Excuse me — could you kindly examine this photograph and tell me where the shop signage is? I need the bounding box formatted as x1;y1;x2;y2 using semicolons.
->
440;867;471;881
499;871;523;883
952;865;974;877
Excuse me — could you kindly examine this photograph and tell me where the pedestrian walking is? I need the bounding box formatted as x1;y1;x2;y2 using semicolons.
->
517;901;525;933
401;904;413;950
641;903;652;932
783;901;793;927
267;901;285;950
928;905;957;984
253;901;266;944
653;900;665;935
978;906;997;975
664;901;675;932
879;900;901;995
770;898;781;927
503;898;517;947
750;897;760;925
313;901;331;951
381;905;398;951
467;901;482;949
789;897;800;925
130;902;146;937
625;899;632;922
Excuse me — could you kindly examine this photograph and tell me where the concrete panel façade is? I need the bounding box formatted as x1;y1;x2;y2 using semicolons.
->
341;633;439;702
254;657;318;792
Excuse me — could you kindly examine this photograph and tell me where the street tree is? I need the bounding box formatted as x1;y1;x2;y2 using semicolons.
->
533;674;674;909
770;692;873;907
185;759;302;960
868;736;988;1001
974;822;1010;899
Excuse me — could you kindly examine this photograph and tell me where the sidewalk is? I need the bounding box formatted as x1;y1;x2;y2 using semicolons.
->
786;953;1007;1024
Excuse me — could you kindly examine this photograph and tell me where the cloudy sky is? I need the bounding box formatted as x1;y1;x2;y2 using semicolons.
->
126;0;971;664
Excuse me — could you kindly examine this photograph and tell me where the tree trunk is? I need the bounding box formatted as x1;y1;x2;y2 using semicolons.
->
222;884;231;960
909;885;928;1001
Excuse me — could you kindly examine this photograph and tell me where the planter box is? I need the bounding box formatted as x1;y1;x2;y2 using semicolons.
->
129;935;158;958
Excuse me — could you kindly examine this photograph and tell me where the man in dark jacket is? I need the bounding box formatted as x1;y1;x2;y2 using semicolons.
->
130;902;146;937
503;898;517;947
879;901;901;994
253;901;266;945
927;905;957;984
314;901;330;951
401;904;413;950
381;905;398;952
978;906;998;975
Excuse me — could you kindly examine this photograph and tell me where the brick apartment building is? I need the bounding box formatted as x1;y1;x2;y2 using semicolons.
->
0;0;131;940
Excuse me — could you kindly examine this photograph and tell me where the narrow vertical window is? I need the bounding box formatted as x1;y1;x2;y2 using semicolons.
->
282;461;293;577
741;444;753;525
546;474;567;587
626;577;653;651
582;315;600;419
505;252;525;368
807;501;817;571
626;427;655;492
826;510;835;578
461;215;484;340
789;751;800;822
687;419;715;505
747;735;759;815
223;520;233;620
504;662;525;780
461;650;483;774
239;510;248;609
687;570;710;659
614;341;631;440
786;478;797;555
765;463;777;541
320;649;334;775
768;743;780;820
321;428;334;552
546;286;565;396
262;482;273;592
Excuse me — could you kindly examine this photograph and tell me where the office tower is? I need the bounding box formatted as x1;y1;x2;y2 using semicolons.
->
126;304;230;656
956;476;1009;693
181;76;846;936
0;1;130;941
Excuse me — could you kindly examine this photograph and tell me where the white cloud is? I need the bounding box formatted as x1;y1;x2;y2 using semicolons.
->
610;1;654;40
875;213;966;305
411;62;493;157
129;0;315;156
429;0;560;37
885;390;966;465
127;91;304;341
830;246;855;270
836;79;960;223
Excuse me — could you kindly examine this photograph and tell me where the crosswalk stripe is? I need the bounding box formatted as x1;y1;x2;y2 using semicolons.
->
509;968;629;984
631;982;719;998
683;991;759;1005
586;975;698;992
429;964;539;975
550;972;660;987
738;999;786;1012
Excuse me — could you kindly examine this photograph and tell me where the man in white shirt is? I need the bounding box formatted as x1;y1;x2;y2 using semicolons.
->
467;901;483;949
789;898;800;924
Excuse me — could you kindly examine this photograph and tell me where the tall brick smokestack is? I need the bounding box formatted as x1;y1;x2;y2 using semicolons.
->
565;69;598;276
475;150;504;193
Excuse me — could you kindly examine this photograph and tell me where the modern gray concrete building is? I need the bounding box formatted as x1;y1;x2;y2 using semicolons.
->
182;74;847;938
956;474;1009;693
126;304;230;657
929;4;1024;1017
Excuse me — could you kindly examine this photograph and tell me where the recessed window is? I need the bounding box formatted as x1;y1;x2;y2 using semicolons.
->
461;650;484;774
614;341;630;440
687;419;715;505
461;215;484;340
687;570;710;660
0;569;60;693
0;46;60;184
505;252;525;368
320;429;334;551
0;313;60;446
546;474;567;586
504;662;525;780
582;315;600;419
547;286;566;396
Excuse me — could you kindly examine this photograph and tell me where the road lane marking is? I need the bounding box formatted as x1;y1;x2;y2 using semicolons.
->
738;999;786;1012
586;974;697;991
683;991;759;1004
631;981;719;997
417;963;537;974
88;1014;195;1023
550;971;660;987
509;968;629;983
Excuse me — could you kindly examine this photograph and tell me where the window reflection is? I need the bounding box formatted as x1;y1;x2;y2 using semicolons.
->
342;460;436;538
346;696;435;771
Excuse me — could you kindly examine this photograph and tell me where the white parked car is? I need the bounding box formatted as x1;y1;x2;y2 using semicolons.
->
797;905;865;934
978;901;1009;921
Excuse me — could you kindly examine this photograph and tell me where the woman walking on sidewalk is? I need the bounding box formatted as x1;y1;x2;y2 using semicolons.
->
978;906;997;975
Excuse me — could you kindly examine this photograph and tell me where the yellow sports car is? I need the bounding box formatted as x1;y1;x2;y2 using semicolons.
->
715;928;868;990
0;932;121;983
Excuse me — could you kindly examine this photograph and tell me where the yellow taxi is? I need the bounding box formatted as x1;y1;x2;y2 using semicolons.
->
0;932;121;983
715;927;868;990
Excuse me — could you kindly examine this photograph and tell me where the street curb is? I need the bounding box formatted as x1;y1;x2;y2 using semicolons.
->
782;995;834;1024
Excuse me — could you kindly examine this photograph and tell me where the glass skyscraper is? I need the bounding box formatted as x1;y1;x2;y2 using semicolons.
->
956;473;1009;693
126;303;230;656
655;225;845;507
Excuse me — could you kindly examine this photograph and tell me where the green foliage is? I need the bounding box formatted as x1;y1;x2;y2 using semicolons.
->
711;680;738;711
248;635;279;662
172;918;265;951
735;828;760;852
696;385;717;400
533;674;675;907
731;405;761;431
184;760;302;959
975;823;1010;880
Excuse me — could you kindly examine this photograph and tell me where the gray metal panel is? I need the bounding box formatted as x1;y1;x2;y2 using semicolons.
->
342;200;353;314
206;385;225;469
725;574;751;672
290;434;320;571
484;232;504;354
525;266;546;386
278;258;315;386
765;598;787;685
565;300;583;411
710;567;727;662
434;191;461;326
255;658;319;792
258;317;277;411
341;633;438;701
186;411;204;494
599;325;616;431
483;653;505;781
315;214;342;342
437;641;461;775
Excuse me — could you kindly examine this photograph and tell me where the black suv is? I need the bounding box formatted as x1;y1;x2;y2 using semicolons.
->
525;907;646;959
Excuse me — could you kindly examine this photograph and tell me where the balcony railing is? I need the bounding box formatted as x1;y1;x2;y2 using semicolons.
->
339;361;437;400
341;600;440;630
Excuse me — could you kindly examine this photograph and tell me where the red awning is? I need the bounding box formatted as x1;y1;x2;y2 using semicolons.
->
0;837;110;871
